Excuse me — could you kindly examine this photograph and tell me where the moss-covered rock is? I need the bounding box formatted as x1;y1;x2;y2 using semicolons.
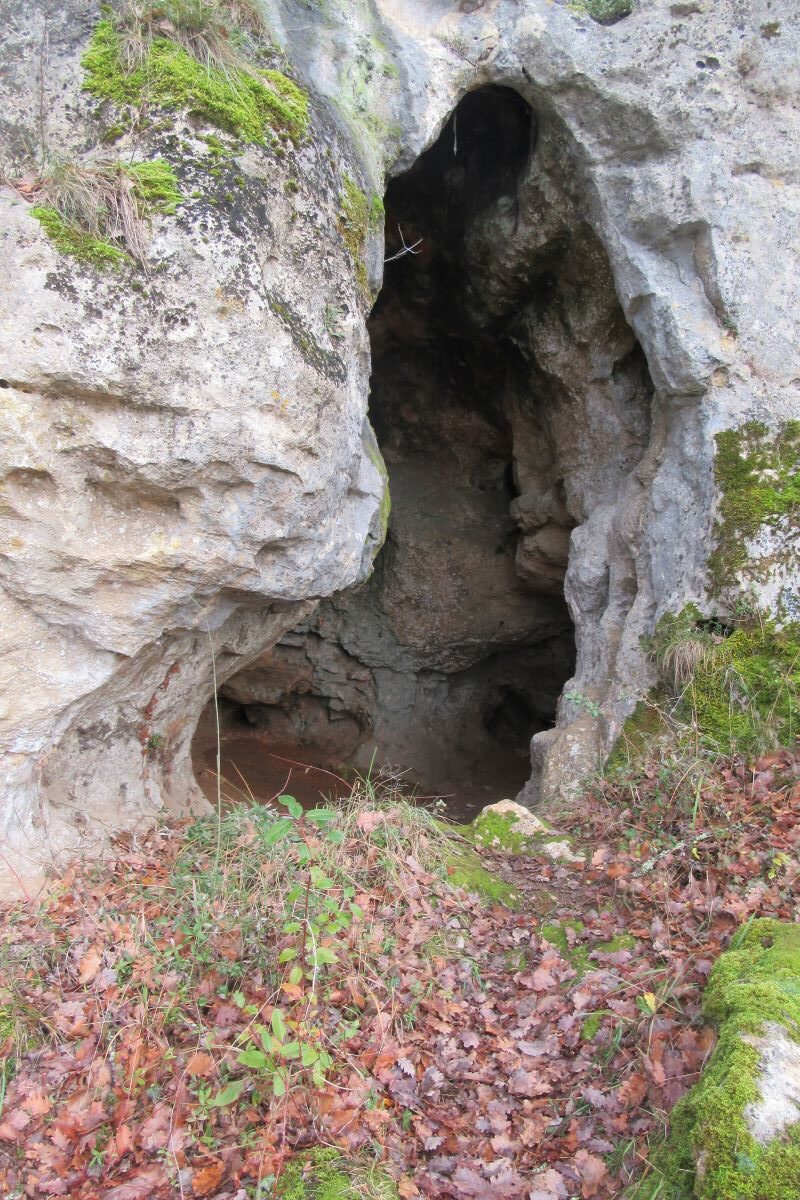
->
30;206;128;268
458;801;584;865
337;174;383;299
572;0;635;25
83;20;308;144
633;920;800;1199
640;607;800;759
709;419;800;599
30;158;182;269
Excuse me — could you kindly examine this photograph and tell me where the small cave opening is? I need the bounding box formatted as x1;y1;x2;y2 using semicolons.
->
193;83;654;817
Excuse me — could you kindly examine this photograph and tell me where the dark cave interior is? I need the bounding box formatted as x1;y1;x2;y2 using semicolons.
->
193;84;654;815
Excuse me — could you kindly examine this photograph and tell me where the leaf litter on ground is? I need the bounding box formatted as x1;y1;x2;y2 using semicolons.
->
0;749;798;1198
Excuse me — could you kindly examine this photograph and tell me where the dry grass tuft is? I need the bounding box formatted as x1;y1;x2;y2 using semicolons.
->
112;0;267;77
659;637;714;692
32;157;149;260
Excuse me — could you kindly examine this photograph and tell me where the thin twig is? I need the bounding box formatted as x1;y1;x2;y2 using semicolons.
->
384;225;423;264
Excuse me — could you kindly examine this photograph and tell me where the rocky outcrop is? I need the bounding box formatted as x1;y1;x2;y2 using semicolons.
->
1;0;799;880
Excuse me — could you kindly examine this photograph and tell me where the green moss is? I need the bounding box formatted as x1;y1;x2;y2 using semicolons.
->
338;175;382;299
29;159;180;270
30;206;128;268
633;920;800;1200
581;1013;603;1040
684;619;800;757
709;420;800;595
540;925;634;979
447;847;522;909
460;810;533;853
540;920;591;975
127;159;182;213
621;607;800;767
277;1148;399;1199
571;0;634;23
201;132;235;161
377;481;391;545
82;20;308;144
599;933;636;953
362;429;390;550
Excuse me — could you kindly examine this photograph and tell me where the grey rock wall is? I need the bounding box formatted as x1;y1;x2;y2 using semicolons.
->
1;0;799;881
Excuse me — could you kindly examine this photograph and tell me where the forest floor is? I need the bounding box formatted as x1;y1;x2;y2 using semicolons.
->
1;748;799;1200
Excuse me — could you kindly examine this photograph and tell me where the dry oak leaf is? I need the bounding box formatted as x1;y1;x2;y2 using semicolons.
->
185;1051;215;1078
508;1068;551;1097
21;1090;52;1116
529;1168;568;1198
531;967;558;991
78;945;103;985
102;1164;168;1199
0;1108;31;1141
575;1149;608;1198
138;1103;172;1151
191;1159;226;1196
617;1072;648;1107
356;810;387;834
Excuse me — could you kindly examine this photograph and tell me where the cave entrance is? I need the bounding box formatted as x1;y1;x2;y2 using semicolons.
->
193;84;653;817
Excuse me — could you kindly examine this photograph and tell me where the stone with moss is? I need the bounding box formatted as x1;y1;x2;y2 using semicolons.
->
571;0;635;23
650;608;800;758
276;1147;400;1199
82;20;309;145
338;174;382;299
709;419;800;596
458;801;584;865
127;159;182;214
362;428;391;548
30;206;129;268
633;920;800;1199
30;159;181;270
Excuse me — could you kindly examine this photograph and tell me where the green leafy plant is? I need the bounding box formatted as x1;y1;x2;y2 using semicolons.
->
232;1008;333;1100
564;689;601;718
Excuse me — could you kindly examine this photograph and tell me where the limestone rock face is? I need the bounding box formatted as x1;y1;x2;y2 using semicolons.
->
0;0;387;877
1;0;799;877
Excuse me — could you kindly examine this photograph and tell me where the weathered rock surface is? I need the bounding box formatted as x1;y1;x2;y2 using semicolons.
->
2;0;800;878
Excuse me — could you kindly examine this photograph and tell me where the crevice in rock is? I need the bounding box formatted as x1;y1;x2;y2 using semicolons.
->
193;84;655;817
